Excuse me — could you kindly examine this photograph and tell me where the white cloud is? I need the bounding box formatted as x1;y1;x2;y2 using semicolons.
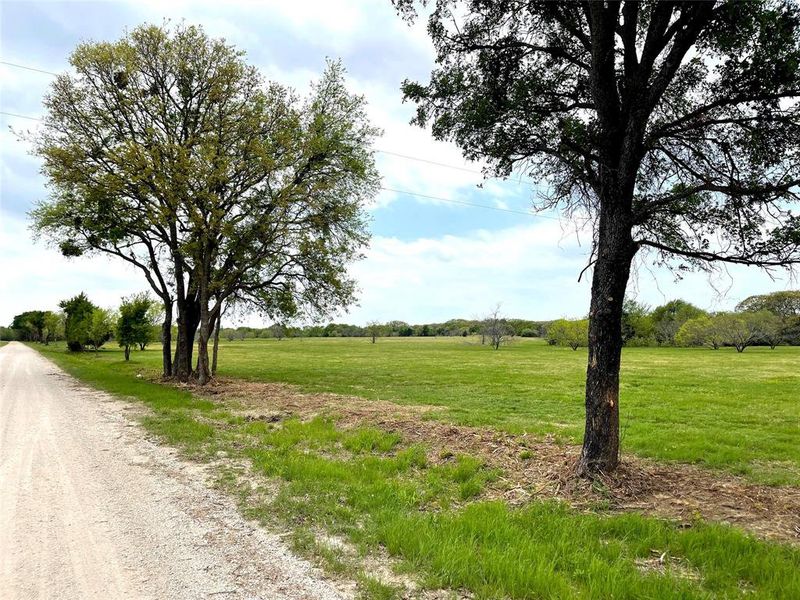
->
345;219;593;324
0;215;145;320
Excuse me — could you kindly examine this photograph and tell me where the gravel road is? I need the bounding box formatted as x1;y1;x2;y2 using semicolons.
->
0;342;347;600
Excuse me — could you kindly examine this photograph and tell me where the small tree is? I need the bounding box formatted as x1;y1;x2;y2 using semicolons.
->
87;307;114;352
749;310;783;349
366;320;383;344
270;323;286;341
714;312;771;353
483;305;513;350
117;294;155;360
676;315;724;349
547;319;590;350
41;311;63;345
59;292;97;351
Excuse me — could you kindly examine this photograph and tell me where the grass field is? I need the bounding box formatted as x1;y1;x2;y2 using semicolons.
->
75;336;800;486
32;341;800;599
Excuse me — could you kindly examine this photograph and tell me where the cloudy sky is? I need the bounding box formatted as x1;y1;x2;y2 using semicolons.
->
1;0;795;327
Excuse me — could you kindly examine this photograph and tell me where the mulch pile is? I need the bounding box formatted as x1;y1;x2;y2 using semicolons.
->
202;379;800;545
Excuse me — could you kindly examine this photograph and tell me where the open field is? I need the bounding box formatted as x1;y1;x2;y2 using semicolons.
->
60;336;800;486
31;341;800;599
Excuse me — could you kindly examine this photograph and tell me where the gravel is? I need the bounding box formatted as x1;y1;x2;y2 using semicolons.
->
0;342;349;600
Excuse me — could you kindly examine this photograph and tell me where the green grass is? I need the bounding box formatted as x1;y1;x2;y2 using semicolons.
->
69;337;800;485
31;344;800;599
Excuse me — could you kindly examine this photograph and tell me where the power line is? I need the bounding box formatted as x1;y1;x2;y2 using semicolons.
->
2;59;543;190
380;186;557;220
0;110;546;219
0;60;550;220
0;110;42;121
375;148;482;175
0;60;60;77
374;148;541;190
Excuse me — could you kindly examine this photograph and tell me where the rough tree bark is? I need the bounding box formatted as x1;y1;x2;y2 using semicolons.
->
211;311;221;376
196;277;212;386
160;300;173;378
578;205;636;474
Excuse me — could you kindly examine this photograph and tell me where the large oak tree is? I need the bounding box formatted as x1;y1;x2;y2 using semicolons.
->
396;0;800;474
32;24;379;382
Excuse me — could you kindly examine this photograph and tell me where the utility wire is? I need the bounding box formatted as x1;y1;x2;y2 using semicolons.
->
2;59;542;189
380;187;557;220
0;60;552;220
375;148;483;175
0;110;42;121
375;148;541;190
0;60;61;77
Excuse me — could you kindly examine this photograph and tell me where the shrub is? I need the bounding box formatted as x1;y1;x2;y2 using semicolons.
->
546;319;589;350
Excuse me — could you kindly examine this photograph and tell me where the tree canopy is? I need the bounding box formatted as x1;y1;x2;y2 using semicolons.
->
31;23;379;383
59;292;97;351
117;293;156;360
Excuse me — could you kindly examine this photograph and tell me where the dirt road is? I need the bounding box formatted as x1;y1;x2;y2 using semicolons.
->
0;342;346;600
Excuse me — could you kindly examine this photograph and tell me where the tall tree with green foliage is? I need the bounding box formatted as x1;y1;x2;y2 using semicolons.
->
31;23;378;384
117;293;156;360
59;293;97;351
87;308;114;352
737;290;800;344
396;0;800;474
11;311;46;342
651;300;707;345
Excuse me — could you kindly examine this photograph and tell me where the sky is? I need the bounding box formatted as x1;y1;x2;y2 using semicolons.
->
0;0;796;327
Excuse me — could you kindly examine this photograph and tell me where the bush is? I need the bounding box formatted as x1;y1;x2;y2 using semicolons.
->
59;292;97;351
546;319;589;350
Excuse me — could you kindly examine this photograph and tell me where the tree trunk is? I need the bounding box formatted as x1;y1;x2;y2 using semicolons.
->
124;345;131;361
161;300;173;377
577;205;635;476
172;296;200;381
195;266;212;385
211;310;221;376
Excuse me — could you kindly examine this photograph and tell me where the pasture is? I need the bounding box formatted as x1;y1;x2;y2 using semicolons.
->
32;339;800;599
90;336;800;485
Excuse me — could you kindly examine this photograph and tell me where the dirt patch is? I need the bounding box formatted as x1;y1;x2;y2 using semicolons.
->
207;379;800;546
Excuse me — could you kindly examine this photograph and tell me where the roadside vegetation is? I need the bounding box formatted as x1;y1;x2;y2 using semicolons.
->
39;336;798;486
32;342;800;599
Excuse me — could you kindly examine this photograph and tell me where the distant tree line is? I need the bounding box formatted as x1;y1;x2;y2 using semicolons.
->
7;290;797;355
217;317;551;342
613;291;799;350
6;292;161;358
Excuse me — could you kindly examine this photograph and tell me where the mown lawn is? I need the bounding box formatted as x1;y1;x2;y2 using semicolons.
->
32;343;800;599
78;336;800;486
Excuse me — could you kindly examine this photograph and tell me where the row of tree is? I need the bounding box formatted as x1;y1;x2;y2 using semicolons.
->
217;317;549;341
7;293;160;358
620;291;800;347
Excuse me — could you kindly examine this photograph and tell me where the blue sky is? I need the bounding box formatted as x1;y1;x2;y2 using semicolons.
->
1;0;795;326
